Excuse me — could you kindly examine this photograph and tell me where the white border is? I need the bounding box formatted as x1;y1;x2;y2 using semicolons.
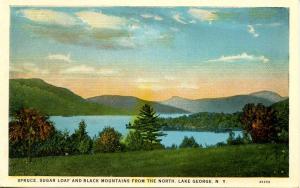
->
0;0;299;187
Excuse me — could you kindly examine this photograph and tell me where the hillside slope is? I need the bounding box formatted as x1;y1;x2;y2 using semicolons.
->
87;95;189;114
9;79;126;115
161;92;282;113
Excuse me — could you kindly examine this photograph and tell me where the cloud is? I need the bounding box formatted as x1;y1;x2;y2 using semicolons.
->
141;14;163;21
76;11;126;29
47;53;73;63
208;52;269;63
173;13;187;24
61;64;118;76
247;25;259;37
178;83;199;90
61;65;95;74
19;9;77;26
188;8;218;22
25;24;131;49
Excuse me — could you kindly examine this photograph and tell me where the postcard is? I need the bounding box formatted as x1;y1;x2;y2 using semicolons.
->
0;0;299;187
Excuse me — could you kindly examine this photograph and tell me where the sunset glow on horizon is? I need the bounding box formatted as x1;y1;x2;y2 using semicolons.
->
10;7;289;101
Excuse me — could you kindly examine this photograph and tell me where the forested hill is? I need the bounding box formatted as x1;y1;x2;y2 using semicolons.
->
87;95;189;114
9;78;187;115
159;99;289;131
9;79;127;115
160;91;285;113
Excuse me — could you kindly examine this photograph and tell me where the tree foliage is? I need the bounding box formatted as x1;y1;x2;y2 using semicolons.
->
69;120;93;154
9;108;54;161
94;127;123;153
179;136;201;148
241;103;279;143
126;104;166;150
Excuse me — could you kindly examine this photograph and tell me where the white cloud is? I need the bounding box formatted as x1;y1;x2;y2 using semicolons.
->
173;13;187;24
62;65;95;74
247;25;259;37
61;64;118;76
208;52;269;63
19;9;77;26
76;11;126;29
47;53;73;63
141;14;163;21
188;8;217;22
178;82;199;89
97;68;118;76
135;78;160;83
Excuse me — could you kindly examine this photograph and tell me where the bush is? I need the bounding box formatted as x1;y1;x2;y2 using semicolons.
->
124;131;144;151
179;136;202;148
227;131;252;145
94;127;123;153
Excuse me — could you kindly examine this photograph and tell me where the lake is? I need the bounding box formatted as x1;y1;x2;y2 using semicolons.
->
50;115;242;147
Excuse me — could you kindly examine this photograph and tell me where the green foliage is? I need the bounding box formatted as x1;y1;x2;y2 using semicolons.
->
226;131;252;145
124;131;144;151
10;144;288;177
9;79;127;116
271;99;289;143
160;112;243;131
126;104;166;150
69;120;93;154
94;127;123;153
179;136;201;148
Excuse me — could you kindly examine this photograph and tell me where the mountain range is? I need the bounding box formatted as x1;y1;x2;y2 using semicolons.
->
160;91;286;113
10;78;287;115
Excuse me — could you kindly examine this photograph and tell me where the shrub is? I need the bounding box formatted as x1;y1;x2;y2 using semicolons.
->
124;131;144;151
94;127;123;153
179;136;201;148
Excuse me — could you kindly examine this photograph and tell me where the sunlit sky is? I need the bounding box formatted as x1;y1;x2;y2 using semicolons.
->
10;7;289;101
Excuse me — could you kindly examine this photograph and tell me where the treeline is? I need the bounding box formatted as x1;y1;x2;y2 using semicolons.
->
9;101;289;161
159;112;243;131
9;105;169;160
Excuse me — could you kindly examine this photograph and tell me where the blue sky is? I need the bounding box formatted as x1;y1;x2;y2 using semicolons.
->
10;7;289;100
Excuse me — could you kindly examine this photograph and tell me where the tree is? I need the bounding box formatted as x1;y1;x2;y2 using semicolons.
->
126;104;166;150
179;136;201;148
70;120;92;154
241;103;278;143
9;108;54;162
94;127;123;153
124;130;144;151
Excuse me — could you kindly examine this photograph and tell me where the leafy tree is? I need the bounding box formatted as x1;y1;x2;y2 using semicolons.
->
124;131;144;151
35;129;70;156
179;136;201;148
70;120;93;154
94;127;123;153
241;103;278;143
9;108;54;162
272;99;289;143
126;104;166;150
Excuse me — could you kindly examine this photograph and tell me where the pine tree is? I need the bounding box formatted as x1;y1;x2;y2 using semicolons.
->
126;104;166;150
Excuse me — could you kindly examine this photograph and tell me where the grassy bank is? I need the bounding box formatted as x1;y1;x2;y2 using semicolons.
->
9;144;288;177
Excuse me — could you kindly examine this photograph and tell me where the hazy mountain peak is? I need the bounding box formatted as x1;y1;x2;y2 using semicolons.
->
249;90;284;103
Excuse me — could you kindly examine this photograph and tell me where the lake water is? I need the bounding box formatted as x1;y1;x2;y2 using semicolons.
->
50;115;242;147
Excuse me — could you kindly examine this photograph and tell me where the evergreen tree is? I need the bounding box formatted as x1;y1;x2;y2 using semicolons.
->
126;104;166;150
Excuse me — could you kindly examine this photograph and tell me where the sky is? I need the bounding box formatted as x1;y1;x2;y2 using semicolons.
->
10;7;289;101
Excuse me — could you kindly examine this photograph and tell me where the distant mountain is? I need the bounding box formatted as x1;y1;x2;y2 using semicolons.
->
9;79;127;115
86;95;189;114
160;91;285;113
249;90;286;103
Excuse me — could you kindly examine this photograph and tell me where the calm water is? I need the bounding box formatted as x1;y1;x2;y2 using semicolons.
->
50;115;242;147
